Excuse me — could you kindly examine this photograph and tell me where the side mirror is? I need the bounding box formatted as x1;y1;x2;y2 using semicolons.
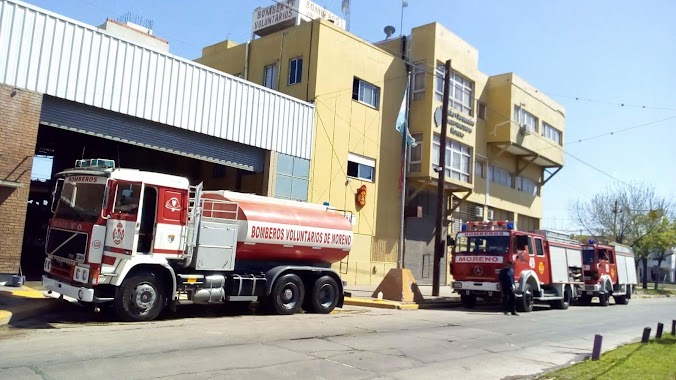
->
50;178;64;214
100;179;115;220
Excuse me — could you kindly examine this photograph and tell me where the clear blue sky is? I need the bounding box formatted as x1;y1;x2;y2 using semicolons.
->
28;0;676;233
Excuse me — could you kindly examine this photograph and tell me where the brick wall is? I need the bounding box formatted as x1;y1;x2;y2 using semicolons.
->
0;84;42;275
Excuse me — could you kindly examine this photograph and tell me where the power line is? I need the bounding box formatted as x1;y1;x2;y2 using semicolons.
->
565;115;676;145
546;93;676;112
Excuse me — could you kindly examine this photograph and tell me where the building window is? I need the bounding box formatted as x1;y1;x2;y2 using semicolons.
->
263;64;277;89
516;176;539;196
412;62;425;101
488;165;513;188
432;135;471;183
347;153;375;182
288;57;303;85
352;78;380;109
409;133;423;173
542;122;562;145
435;63;474;116
514;105;538;133
275;153;309;202
475;160;485;179
477;101;487;120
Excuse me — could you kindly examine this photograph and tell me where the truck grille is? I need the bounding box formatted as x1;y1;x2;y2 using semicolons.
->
46;228;88;262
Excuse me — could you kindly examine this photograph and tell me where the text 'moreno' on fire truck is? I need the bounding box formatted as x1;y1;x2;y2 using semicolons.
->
449;221;637;312
42;159;353;321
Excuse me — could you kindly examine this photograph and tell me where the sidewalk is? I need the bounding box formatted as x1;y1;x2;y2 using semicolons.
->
343;284;461;310
0;281;65;326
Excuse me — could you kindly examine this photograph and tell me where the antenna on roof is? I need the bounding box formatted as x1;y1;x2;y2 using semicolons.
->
341;0;351;31
384;25;395;40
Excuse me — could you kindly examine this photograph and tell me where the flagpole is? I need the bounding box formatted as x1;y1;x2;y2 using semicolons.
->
398;71;412;269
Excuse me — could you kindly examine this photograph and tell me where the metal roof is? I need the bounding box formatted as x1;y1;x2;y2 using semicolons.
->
0;0;315;159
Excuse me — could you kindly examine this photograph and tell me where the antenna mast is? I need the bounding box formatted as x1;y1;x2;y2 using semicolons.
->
342;0;351;31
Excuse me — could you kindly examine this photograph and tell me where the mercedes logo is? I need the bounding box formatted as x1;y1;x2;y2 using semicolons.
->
473;266;483;276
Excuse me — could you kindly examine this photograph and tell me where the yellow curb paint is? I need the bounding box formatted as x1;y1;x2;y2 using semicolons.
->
9;288;46;299
0;310;12;325
343;297;419;310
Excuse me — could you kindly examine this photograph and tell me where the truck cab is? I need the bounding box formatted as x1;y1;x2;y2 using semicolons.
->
579;240;635;306
450;221;581;312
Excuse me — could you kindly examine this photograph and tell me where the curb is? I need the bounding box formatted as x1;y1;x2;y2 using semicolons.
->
0;286;66;326
344;297;419;310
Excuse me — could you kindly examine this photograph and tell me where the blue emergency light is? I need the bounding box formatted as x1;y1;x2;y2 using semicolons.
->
589;239;595;244
461;224;468;231
507;222;515;230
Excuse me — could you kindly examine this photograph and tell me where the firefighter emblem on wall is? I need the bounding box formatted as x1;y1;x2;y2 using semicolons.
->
355;185;367;208
112;223;125;245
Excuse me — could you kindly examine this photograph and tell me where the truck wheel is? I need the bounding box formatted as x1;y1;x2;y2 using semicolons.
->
613;295;629;305
518;283;534;313
598;292;610;307
552;287;571;310
270;273;305;315
305;276;340;314
114;272;164;322
460;294;477;309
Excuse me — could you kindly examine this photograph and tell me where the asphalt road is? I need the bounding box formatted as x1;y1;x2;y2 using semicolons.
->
0;297;674;380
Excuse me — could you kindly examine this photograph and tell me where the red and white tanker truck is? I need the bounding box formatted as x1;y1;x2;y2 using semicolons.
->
42;159;352;321
449;221;586;312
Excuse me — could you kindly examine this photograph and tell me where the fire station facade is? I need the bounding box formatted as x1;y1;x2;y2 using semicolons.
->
0;0;566;286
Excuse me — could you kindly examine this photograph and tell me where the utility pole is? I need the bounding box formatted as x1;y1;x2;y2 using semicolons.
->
432;59;451;296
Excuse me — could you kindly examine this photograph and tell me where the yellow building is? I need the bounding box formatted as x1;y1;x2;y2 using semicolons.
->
196;9;565;285
377;23;565;284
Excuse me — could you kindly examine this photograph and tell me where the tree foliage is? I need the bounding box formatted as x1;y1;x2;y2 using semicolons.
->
634;217;676;289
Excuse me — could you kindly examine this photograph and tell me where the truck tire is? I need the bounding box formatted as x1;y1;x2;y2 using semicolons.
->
460;294;477;309
114;272;164;322
598;292;610;307
305;275;340;314
517;283;534;313
552;287;571;310
269;273;305;315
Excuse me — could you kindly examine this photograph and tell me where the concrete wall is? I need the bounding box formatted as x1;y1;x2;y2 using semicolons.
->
0;85;42;278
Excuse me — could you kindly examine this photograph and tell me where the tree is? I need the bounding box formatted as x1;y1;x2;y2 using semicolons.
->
635;218;676;289
571;182;673;289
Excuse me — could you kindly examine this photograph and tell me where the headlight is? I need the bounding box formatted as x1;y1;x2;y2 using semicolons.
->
452;282;462;289
44;258;52;272
73;266;89;283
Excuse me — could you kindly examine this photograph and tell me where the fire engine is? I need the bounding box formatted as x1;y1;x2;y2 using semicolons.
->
42;159;352;321
450;221;585;312
578;240;637;306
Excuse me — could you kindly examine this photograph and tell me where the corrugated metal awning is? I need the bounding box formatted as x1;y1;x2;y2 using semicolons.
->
40;96;265;172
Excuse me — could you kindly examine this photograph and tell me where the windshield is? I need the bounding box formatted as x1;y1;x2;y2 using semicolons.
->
456;235;510;256
54;181;106;223
582;250;595;265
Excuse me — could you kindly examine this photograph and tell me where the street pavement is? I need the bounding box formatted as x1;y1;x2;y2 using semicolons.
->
0;297;674;380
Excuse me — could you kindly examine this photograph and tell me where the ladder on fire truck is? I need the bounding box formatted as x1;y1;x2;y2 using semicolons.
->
185;182;204;260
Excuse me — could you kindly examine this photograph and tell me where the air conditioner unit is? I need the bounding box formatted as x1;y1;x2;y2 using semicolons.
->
474;206;483;217
487;209;495;220
520;124;531;136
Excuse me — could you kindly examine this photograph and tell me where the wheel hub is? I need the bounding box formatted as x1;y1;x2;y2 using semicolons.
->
318;284;335;307
133;284;156;310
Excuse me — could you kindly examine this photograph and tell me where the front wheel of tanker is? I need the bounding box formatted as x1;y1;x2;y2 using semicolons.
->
114;272;164;322
269;273;305;315
305;275;340;314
